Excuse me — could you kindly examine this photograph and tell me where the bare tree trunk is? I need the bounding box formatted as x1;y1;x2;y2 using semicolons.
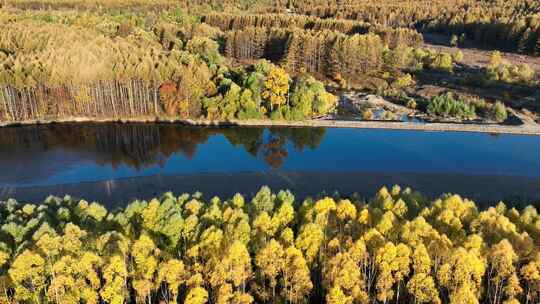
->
109;81;114;116
128;80;134;116
153;85;159;116
0;87;8;120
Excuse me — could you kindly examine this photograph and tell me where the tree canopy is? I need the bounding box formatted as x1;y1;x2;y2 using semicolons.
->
0;186;538;303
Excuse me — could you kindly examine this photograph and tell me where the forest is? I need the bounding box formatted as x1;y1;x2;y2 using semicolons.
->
0;9;337;122
263;0;540;55
0;186;538;304
1;1;540;303
1;0;539;125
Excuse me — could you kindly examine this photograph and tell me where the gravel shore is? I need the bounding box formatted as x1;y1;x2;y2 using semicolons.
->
2;116;540;135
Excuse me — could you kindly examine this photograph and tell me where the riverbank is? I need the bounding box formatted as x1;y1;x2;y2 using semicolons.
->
2;116;540;135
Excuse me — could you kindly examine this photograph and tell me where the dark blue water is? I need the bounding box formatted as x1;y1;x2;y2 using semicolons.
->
1;123;540;206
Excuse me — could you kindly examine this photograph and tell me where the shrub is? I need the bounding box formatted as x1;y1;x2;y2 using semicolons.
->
427;92;476;120
186;36;223;67
406;98;417;109
290;75;338;119
430;53;454;73
410;48;429;70
419;50;454;73
488;51;503;69
392;73;415;89
382;110;397;120
237;89;263;120
459;33;467;45
453;50;464;63
485;60;536;85
362;108;374;120
490;101;508;122
450;34;458;47
514;64;535;83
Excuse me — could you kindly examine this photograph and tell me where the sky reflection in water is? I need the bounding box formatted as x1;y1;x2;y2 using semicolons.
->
1;123;539;187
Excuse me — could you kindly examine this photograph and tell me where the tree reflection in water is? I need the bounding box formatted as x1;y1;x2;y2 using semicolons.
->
0;123;326;170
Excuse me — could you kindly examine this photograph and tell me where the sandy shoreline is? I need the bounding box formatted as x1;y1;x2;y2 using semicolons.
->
1;116;540;135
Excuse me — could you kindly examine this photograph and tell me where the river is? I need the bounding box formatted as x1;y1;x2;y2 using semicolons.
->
1;123;540;208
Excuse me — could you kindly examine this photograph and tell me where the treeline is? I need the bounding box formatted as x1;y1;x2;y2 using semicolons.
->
0;21;173;121
203;13;373;35
205;0;540;56
425;3;540;55
2;0;275;12
0;186;539;303
5;0;540;55
1;0;178;11
202;12;459;89
282;32;386;81
204;13;424;47
224;27;456;87
0;13;337;122
286;0;540;55
224;28;386;82
290;2;449;28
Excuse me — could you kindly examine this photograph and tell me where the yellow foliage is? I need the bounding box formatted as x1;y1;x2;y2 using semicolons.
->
158;259;186;299
520;252;540;303
295;223;324;264
438;247;486;304
407;244;440;303
255;239;284;291
280;227;294;246
141;198;161;231
315;197;337;215
228;241;252;288
0;186;538;303
100;255;127;304
375;242;411;303
0;251;9;268
185;199;203;215
283;246;313;303
185;287;209;304
36;232;62;257
336;199;357;221
48;254;101;303
261;65;290;110
63;223;87;254
326;285;353;304
357;209;372;226
9;250;46;302
132;234;160;301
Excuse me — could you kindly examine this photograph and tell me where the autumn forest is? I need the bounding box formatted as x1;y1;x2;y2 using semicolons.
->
1;0;539;124
1;1;540;304
0;186;539;304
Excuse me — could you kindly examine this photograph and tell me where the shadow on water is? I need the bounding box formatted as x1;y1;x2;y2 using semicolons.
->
0;123;325;173
1;123;540;208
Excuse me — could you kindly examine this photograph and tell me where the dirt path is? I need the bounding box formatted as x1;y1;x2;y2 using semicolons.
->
2;116;540;135
423;33;540;71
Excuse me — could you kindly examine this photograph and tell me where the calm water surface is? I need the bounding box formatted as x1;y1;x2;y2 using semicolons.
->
1;123;540;206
